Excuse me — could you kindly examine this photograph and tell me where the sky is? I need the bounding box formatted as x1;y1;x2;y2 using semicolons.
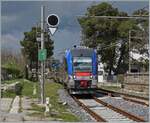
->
1;0;149;60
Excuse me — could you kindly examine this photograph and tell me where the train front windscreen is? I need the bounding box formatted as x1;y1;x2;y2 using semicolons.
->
73;57;92;72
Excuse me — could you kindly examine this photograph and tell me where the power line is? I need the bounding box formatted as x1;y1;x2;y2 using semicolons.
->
78;2;149;20
89;1;117;16
140;5;149;10
97;41;122;51
77;15;149;19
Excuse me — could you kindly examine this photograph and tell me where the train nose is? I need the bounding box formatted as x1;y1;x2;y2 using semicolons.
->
80;80;88;87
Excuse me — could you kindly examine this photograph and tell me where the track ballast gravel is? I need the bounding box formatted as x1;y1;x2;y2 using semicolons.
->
98;96;149;121
57;89;95;122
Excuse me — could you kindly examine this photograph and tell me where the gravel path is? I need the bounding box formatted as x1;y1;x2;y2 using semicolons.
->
98;96;149;121
57;89;95;122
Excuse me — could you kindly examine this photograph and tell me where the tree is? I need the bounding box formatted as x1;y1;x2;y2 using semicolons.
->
78;2;149;75
1;49;25;79
78;2;148;75
78;2;135;75
20;27;54;79
130;9;149;72
132;9;149;56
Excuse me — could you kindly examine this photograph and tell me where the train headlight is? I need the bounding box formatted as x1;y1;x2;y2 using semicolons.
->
90;75;93;79
73;75;76;79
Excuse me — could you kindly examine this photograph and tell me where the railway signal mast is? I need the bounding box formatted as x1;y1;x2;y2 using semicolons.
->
47;14;59;35
39;5;59;104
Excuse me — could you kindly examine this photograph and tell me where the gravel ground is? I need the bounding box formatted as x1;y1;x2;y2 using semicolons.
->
57;89;95;122
98;96;149;121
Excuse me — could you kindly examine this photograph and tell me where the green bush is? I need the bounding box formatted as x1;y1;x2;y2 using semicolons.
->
117;74;124;83
15;83;23;95
1;89;16;98
2;67;23;79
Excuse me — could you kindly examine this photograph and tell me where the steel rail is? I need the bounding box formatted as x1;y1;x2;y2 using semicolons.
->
72;96;107;122
96;88;149;106
97;89;149;106
122;96;149;107
97;88;149;101
93;96;146;122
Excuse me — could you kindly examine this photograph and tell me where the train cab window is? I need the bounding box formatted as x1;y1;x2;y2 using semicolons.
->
73;57;92;72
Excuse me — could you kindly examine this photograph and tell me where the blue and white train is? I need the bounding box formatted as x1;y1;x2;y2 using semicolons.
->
62;46;98;94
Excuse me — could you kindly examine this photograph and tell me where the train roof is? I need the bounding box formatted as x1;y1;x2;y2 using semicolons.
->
68;47;95;57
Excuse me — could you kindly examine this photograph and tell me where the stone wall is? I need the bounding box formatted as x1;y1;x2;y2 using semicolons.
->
124;73;149;94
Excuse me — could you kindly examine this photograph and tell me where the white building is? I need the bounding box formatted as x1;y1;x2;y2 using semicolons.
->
98;63;104;83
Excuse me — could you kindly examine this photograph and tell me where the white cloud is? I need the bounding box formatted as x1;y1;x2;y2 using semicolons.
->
53;28;81;59
2;15;18;24
1;33;22;52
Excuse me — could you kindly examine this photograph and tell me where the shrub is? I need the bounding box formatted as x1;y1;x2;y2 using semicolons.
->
2;61;24;80
15;83;23;95
117;74;124;83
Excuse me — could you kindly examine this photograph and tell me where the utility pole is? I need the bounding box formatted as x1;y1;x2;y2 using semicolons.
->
40;5;45;104
36;22;40;102
129;30;131;73
38;6;59;104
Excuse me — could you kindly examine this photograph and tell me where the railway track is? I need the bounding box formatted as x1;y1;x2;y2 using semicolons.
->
97;88;149;107
72;95;146;122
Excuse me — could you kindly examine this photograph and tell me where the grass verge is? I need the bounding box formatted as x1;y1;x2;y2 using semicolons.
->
2;79;39;98
28;81;80;122
2;90;16;98
2;79;79;121
100;86;121;91
2;79;23;84
21;79;39;98
45;81;80;122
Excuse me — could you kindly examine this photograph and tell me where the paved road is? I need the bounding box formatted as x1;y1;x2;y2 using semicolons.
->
0;98;13;121
0;98;13;112
0;96;24;122
0;96;50;122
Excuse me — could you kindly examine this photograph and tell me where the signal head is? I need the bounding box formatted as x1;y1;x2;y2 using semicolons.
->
47;14;59;27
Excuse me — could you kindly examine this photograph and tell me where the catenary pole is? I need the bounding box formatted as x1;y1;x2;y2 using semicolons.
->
129;30;131;73
40;5;45;104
